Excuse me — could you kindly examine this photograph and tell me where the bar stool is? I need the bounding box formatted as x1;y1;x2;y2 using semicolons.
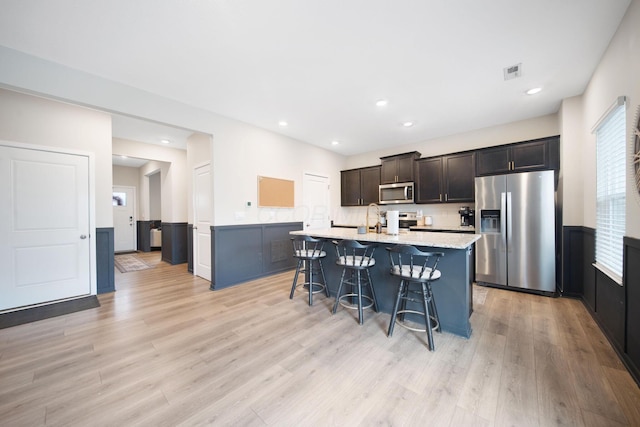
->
387;245;444;351
332;239;378;325
290;235;329;306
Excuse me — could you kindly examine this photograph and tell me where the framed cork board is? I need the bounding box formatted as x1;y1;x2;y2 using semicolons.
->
258;176;294;208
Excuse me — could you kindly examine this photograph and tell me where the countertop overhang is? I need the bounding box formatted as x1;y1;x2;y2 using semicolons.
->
291;228;480;250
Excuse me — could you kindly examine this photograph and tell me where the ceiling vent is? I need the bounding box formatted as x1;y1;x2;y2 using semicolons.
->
503;63;522;81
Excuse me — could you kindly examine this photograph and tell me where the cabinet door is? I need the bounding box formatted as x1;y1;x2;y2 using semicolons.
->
341;169;361;206
360;166;381;205
476;146;510;176
511;140;547;171
444;152;475;202
415;157;443;203
396;155;415;182
380;158;398;184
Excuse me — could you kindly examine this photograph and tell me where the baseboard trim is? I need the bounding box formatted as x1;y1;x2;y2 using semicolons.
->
0;296;100;329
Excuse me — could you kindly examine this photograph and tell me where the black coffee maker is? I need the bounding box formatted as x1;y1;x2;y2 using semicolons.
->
458;206;475;227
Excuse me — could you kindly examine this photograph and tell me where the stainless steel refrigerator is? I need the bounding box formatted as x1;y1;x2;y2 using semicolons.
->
475;170;556;293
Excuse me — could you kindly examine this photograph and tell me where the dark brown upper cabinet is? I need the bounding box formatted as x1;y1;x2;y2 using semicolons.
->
415;152;475;204
476;136;559;176
380;151;421;184
340;166;381;206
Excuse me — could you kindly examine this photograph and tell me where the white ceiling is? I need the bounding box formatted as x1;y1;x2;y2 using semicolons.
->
0;0;631;156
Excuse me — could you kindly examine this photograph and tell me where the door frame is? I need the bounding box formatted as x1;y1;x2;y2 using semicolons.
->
0;139;97;297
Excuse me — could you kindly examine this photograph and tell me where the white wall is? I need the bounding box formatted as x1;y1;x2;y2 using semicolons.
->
560;0;640;239
186;132;211;224
113;164;139;187
0;88;112;227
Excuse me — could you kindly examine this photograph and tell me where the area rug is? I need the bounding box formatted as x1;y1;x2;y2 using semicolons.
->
114;253;153;273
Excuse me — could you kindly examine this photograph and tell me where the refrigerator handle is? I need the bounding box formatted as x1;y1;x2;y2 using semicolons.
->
501;192;507;250
506;192;512;253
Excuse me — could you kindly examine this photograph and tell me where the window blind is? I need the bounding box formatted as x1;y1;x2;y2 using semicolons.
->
595;101;626;283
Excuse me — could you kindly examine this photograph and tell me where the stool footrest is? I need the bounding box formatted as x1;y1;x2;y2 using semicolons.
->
394;309;439;332
337;293;375;311
295;282;326;295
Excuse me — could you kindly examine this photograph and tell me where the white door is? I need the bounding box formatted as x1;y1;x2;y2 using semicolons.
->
193;163;211;281
0;145;91;311
113;186;136;252
303;173;330;230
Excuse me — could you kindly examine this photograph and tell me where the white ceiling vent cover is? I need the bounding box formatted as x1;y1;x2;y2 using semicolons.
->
503;63;522;80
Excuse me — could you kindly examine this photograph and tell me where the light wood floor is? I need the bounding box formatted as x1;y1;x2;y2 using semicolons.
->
1;252;639;426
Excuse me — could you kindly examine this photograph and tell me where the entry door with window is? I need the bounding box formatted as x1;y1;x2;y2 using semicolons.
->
113;186;136;252
0;145;91;311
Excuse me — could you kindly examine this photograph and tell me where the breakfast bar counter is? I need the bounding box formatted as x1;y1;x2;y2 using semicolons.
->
290;228;481;338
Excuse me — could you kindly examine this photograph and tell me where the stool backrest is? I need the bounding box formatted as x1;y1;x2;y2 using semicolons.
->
291;235;325;258
387;245;444;281
333;239;376;267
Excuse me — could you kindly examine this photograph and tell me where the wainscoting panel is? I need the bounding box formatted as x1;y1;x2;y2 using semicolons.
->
96;227;114;294
624;236;640;382
161;222;188;265
137;221;152;252
562;226;584;297
187;223;193;273
211;222;302;290
583;228;596;312
595;268;625;350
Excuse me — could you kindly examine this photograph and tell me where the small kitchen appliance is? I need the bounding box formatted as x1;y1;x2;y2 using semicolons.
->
458;206;475;227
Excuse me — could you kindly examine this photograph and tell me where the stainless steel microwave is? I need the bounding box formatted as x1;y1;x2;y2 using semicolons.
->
379;182;414;204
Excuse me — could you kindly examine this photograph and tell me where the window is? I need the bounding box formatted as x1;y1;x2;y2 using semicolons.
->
595;97;626;283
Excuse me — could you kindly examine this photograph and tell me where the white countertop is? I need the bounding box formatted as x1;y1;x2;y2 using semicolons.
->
291;228;481;249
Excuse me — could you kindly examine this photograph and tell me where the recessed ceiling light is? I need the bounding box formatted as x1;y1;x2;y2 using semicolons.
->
375;99;388;107
402;121;414;127
161;139;171;144
526;87;542;95
331;140;340;146
278;120;288;127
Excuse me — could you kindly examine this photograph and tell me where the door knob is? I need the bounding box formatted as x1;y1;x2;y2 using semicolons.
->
80;235;87;239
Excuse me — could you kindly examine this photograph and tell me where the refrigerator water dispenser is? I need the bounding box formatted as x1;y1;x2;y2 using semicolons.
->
480;210;501;233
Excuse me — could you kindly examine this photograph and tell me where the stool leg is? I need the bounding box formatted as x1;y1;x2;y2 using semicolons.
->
290;259;302;299
357;270;364;325
319;259;329;297
308;260;313;306
427;282;440;333
365;269;379;312
332;268;347;314
388;280;405;337
421;282;435;351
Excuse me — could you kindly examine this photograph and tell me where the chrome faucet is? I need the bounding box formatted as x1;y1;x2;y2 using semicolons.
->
366;203;380;233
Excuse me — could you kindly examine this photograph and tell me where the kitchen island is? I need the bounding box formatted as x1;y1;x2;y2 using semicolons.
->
290;228;481;338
